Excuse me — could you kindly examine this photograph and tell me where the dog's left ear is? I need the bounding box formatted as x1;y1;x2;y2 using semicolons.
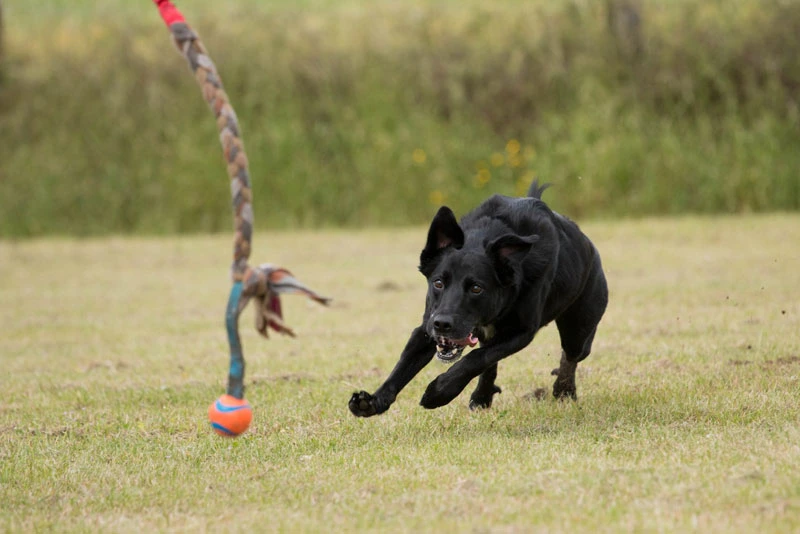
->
488;234;539;260
419;206;464;276
487;234;539;283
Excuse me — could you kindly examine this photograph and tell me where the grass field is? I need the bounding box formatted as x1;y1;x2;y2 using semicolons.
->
1;215;799;532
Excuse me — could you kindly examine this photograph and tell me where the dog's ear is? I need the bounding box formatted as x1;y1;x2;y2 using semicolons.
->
488;234;538;260
487;234;539;283
419;206;464;275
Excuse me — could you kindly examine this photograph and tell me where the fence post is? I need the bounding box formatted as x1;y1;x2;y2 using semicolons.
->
0;1;4;80
606;0;644;62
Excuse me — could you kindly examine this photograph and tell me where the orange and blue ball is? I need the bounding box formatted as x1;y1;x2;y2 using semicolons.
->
208;394;252;436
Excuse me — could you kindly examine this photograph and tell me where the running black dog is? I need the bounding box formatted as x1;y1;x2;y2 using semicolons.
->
349;182;608;416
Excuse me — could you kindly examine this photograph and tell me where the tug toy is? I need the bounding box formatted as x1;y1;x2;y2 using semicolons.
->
151;0;330;435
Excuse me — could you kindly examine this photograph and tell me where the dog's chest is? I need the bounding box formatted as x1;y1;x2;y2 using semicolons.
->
478;324;496;343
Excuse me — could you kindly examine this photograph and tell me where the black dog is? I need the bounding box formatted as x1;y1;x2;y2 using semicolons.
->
349;182;608;416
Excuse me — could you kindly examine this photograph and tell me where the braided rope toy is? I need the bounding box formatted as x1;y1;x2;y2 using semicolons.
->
152;1;330;406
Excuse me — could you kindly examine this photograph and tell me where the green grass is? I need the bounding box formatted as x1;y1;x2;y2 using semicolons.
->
1;215;799;532
2;1;800;236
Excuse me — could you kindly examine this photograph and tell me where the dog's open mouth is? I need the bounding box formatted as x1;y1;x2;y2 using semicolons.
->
435;332;479;363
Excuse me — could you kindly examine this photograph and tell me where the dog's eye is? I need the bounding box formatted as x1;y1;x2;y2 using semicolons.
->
432;279;444;290
470;284;483;295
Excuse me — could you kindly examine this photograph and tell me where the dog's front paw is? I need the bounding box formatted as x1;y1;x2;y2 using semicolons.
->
469;385;502;411
420;376;461;409
349;391;382;417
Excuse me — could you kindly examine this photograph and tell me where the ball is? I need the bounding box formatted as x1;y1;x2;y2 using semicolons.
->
208;394;252;437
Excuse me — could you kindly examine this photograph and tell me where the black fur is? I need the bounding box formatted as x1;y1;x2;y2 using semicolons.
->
349;182;608;416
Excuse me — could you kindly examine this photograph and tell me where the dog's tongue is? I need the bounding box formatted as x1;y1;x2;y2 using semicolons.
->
466;333;479;347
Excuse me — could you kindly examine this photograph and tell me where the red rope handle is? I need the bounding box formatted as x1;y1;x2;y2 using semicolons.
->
153;0;186;26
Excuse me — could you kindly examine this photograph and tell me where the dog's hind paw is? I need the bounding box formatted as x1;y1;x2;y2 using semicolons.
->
552;380;577;400
469;385;502;411
349;391;381;417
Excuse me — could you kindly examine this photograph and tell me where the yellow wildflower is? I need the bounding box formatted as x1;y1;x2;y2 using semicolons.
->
475;169;491;188
505;139;521;156
523;146;536;161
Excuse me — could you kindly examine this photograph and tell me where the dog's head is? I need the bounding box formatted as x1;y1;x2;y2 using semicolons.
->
419;206;538;363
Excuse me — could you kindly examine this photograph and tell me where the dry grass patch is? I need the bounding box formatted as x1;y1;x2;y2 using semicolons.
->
1;214;799;532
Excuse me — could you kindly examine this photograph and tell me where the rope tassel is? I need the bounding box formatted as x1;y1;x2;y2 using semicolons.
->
152;0;330;399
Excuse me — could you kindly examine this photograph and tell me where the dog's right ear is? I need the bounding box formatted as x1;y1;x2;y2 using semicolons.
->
487;234;539;285
419;206;464;276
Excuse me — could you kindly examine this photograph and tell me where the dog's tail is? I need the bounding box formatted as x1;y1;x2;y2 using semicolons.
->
527;179;551;199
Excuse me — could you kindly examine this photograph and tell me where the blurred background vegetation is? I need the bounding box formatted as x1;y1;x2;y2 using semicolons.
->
1;0;799;237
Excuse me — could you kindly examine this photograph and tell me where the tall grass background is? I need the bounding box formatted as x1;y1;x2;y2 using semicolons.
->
1;0;799;236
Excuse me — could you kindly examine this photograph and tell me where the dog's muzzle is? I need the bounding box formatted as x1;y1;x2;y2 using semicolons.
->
435;332;479;363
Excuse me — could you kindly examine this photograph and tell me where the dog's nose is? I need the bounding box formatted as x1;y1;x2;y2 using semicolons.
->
433;316;453;333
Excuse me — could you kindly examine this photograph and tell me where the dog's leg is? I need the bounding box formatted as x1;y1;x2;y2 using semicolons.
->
349;326;436;417
421;330;535;409
551;349;580;399
552;268;607;399
468;364;502;410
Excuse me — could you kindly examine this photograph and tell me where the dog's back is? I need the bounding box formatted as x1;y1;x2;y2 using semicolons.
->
458;183;604;329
